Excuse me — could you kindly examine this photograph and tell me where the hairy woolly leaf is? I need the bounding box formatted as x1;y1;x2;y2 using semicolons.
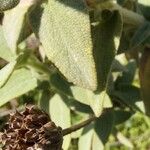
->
3;0;33;53
29;0;97;90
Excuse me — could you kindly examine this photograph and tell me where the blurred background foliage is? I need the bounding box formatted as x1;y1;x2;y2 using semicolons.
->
0;0;150;149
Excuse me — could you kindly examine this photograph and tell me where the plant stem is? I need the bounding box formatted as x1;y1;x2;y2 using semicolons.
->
114;3;145;27
92;0;145;27
62;115;96;136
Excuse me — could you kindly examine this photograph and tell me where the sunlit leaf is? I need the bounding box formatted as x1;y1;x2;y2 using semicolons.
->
0;26;15;61
29;0;97;90
78;124;94;150
49;94;71;150
0;61;16;88
3;0;33;53
0;68;38;106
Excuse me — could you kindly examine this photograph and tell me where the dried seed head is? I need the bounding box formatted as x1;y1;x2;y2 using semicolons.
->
0;105;63;150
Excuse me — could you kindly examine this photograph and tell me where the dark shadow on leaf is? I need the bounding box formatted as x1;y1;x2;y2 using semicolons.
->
80;122;94;135
29;4;44;38
138;3;150;21
55;0;88;14
91;10;121;92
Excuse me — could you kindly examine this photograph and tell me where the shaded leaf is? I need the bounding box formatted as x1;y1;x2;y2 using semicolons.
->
114;110;133;125
94;110;114;144
115;60;137;86
92;10;123;90
113;85;141;111
138;0;150;20
131;21;150;48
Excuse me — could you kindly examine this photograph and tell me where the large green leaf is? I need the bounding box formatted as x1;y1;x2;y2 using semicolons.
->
49;94;71;150
3;0;33;53
29;0;97;90
92;10;123;90
0;26;15;61
0;68;38;107
0;61;16;88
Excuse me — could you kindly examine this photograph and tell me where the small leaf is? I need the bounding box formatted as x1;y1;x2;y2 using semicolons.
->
29;0;97;90
113;85;141;111
3;0;33;53
0;68;38;107
49;94;71;150
117;132;133;148
92;131;104;150
0;61;16;88
78;124;94;150
114;110;133;125
115;60;137;86
90;91;112;117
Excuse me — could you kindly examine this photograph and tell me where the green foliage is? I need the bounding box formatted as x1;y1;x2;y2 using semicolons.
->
0;0;20;12
0;0;150;149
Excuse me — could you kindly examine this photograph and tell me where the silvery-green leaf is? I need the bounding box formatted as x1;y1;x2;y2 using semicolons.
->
0;61;16;88
0;26;15;61
3;0;33;53
49;94;71;150
0;68;38;106
78;124;94;150
29;0;97;90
